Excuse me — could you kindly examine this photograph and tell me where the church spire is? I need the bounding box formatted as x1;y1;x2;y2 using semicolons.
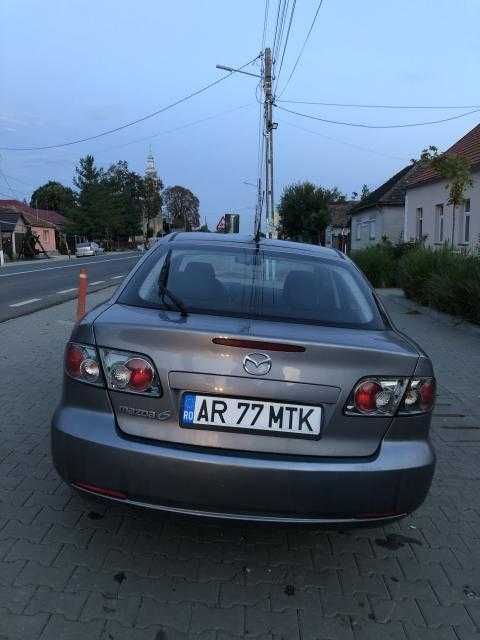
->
145;146;157;179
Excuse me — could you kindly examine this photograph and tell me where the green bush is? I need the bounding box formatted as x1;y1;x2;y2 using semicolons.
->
398;247;480;324
397;246;443;303
351;243;398;287
353;243;480;324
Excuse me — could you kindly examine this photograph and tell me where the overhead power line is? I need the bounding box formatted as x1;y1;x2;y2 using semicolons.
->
276;104;480;129
95;103;254;155
273;0;289;62
1;173;34;187
279;118;409;162
274;0;297;93
272;0;285;59
278;99;480;110
0;55;260;152
0;161;18;198
276;0;325;98
261;0;270;51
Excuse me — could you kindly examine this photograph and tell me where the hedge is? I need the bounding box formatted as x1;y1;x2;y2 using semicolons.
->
352;243;480;324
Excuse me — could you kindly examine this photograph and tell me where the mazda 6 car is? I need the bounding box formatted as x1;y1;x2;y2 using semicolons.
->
52;232;436;523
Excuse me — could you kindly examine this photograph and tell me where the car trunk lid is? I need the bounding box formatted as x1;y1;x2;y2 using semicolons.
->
94;304;419;458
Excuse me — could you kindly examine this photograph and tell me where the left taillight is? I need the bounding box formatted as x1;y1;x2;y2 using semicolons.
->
99;348;161;397
65;342;103;386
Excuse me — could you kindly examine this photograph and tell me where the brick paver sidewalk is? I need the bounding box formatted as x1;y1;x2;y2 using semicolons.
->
0;288;479;639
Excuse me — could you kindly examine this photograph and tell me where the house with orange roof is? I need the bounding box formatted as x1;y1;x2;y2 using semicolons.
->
405;123;480;250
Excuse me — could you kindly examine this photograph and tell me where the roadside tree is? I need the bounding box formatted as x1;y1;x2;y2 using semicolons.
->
102;161;144;248
278;181;345;243
163;185;200;230
30;181;77;213
70;155;106;238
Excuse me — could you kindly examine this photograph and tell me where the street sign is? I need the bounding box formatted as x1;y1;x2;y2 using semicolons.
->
216;216;226;232
225;213;240;233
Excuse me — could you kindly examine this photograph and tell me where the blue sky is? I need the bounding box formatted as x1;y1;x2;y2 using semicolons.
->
1;0;480;232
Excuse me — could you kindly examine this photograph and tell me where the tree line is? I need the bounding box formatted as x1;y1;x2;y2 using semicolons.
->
277;181;370;243
30;155;200;249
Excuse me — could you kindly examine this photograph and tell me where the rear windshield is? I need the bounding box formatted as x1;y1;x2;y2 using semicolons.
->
76;243;90;247
118;243;385;330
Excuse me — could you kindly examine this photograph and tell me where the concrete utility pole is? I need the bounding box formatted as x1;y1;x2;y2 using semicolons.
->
263;47;275;238
216;52;277;238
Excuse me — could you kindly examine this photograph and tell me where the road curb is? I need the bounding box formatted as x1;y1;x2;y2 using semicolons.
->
0;283;117;325
0;250;138;269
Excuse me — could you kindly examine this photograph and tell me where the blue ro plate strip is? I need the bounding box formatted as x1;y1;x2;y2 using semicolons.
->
181;393;196;425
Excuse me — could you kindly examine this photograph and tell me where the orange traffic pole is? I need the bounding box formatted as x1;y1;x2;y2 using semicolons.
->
76;268;88;320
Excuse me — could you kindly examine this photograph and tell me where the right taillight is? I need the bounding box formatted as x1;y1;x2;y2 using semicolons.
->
345;377;409;416
398;377;436;414
344;376;436;417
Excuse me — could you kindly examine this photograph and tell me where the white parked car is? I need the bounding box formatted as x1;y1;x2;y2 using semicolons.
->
75;242;103;257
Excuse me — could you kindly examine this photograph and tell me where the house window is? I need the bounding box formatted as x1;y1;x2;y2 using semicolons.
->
43;230;48;241
434;204;444;243
416;208;423;240
369;218;376;240
356;220;361;240
460;198;471;243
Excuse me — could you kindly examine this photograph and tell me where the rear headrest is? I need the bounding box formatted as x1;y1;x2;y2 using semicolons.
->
169;261;225;303
283;270;318;310
183;261;216;280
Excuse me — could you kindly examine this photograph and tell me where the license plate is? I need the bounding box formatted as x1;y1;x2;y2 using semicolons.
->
180;393;322;438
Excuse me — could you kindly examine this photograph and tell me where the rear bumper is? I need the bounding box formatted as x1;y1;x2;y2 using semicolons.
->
51;406;435;524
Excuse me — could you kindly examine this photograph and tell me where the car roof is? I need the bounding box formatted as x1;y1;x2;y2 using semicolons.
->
164;232;345;261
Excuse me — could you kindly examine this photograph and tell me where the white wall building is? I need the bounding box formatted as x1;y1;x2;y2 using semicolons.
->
350;165;417;251
404;124;480;251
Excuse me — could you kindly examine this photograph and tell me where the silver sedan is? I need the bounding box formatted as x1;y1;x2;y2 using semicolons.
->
52;233;435;524
75;242;103;257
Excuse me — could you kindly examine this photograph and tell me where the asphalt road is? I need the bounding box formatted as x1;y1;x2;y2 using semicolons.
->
0;251;141;322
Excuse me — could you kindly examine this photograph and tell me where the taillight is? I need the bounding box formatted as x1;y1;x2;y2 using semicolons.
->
65;342;102;385
354;381;383;413
398;378;435;414
345;376;435;416
345;378;409;416
99;348;161;396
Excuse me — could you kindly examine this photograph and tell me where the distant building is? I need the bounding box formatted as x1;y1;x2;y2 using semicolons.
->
0;199;66;232
405;123;480;250
0;208;57;258
349;165;417;251
143;151;164;237
324;201;356;253
0;199;65;257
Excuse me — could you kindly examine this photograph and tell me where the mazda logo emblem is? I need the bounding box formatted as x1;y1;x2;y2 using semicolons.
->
243;353;272;376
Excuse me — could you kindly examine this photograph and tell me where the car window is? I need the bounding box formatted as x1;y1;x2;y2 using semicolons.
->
119;243;384;330
77;243;89;248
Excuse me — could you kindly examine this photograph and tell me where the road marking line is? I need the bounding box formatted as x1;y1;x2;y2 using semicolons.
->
57;288;77;294
111;275;125;279
0;254;139;278
10;298;41;307
89;280;105;286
